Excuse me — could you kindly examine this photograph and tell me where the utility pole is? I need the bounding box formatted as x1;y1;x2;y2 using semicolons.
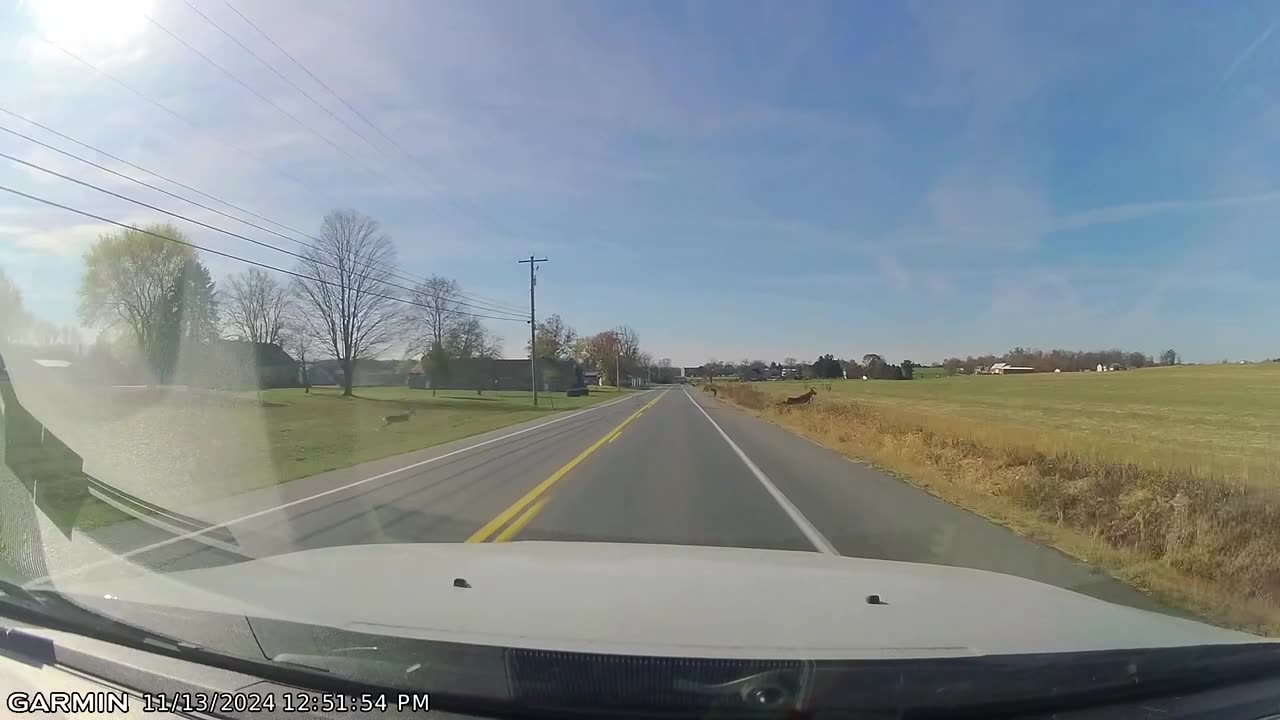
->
519;256;548;406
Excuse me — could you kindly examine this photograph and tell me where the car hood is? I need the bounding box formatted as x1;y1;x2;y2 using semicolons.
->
51;542;1263;659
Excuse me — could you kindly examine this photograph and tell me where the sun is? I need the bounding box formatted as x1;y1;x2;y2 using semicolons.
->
23;0;154;54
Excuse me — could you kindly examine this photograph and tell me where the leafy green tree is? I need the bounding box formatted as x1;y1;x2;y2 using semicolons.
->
150;259;219;381
813;354;843;378
425;342;450;396
79;224;217;380
862;354;887;379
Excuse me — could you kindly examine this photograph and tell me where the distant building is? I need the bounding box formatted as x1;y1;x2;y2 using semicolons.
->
183;340;299;389
312;358;404;387
408;358;583;392
989;362;1034;375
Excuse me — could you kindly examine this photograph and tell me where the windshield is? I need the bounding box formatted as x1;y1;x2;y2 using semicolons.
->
1;0;1277;713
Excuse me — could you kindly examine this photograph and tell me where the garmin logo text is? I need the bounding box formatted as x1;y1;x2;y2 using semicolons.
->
6;691;130;713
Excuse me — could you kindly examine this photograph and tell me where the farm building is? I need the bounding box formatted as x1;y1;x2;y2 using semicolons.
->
312;358;404;387
989;362;1034;375
407;358;584;392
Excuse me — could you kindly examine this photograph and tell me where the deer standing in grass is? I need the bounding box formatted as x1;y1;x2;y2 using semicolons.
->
779;388;817;407
381;407;415;428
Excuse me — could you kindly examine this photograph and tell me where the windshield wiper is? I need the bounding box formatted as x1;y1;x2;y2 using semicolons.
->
0;579;45;608
0;580;205;659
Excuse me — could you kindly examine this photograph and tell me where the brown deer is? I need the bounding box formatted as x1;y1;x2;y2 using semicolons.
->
779;388;817;406
381;407;415;427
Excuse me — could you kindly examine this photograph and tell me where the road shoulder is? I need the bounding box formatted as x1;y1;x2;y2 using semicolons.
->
683;388;1179;616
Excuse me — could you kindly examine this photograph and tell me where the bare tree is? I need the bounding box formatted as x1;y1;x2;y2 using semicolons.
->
528;313;577;360
613;325;641;361
407;275;463;357
290;210;400;396
225;268;290;345
445;317;503;359
279;316;319;393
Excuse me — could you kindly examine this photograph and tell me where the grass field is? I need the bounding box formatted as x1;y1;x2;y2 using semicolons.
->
256;385;633;485
52;384;634;508
910;366;951;379
714;363;1280;632
756;364;1280;484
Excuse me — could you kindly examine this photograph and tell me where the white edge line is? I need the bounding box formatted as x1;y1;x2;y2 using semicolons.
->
27;390;651;588
683;389;838;555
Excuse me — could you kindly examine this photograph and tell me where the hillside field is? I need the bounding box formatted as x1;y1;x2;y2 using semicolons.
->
755;364;1280;486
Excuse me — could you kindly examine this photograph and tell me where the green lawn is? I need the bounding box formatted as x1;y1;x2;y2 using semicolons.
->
250;385;633;487
753;364;1280;484
50;384;635;505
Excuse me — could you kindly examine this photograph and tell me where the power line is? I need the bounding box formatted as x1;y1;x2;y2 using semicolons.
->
196;2;580;316
40;36;313;194
221;0;405;161
0;155;527;323
180;0;393;164
0;183;517;321
0;119;524;316
35;34;529;315
56;21;527;315
0;106;526;315
0;180;440;315
216;0;553;260
142;12;397;188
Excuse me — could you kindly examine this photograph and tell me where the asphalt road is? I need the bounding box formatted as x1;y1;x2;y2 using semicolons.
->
62;385;1169;615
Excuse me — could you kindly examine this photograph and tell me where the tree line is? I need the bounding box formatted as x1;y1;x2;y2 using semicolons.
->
55;209;662;397
526;314;665;386
700;354;917;381
64;210;512;397
940;347;1175;374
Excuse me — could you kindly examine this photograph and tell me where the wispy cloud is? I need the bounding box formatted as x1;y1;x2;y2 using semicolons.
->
1048;188;1280;234
1222;19;1277;82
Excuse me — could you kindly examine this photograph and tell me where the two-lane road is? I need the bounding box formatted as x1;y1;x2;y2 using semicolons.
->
54;386;1169;616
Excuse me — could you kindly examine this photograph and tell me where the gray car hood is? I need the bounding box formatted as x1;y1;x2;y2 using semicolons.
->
53;542;1262;659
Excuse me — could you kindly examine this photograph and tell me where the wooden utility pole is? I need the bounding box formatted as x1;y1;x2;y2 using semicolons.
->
519;256;548;406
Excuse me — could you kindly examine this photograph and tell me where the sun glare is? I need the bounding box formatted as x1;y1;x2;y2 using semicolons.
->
23;0;154;54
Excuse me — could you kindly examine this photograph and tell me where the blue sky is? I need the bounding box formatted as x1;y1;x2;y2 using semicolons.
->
1;0;1278;365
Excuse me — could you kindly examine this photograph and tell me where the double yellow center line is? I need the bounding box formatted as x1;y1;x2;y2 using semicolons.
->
467;390;668;543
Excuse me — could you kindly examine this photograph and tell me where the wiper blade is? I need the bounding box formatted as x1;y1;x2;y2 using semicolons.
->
0;581;201;655
0;578;48;608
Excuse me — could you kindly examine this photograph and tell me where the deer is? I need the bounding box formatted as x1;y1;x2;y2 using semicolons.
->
779;388;817;407
381;407;415;428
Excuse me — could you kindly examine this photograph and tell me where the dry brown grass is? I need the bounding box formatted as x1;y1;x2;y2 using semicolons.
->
710;382;1280;634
